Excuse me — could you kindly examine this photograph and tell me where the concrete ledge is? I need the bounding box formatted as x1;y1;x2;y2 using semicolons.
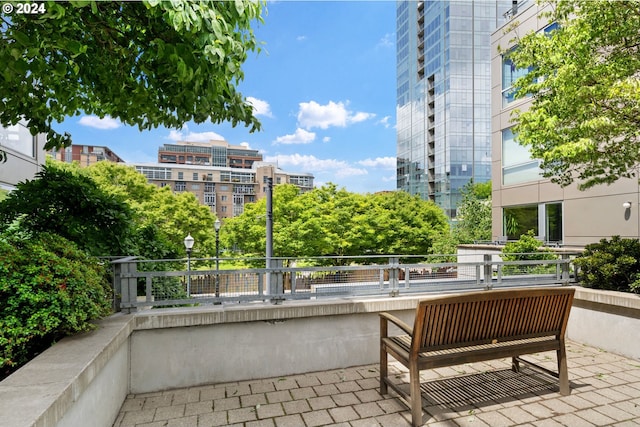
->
0;314;133;427
568;287;640;359
132;295;424;330
2;286;639;427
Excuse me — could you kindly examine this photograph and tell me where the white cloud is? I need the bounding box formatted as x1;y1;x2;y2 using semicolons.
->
274;128;316;145
358;157;396;169
246;96;274;118
297;100;375;129
322;136;331;143
382;173;397;182
296;35;307;42
167;126;225;142
378;33;394;49
265;153;367;178
78;115;120;130
377;116;392;129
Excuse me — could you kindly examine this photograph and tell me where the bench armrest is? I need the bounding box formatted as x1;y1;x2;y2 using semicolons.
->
379;312;413;336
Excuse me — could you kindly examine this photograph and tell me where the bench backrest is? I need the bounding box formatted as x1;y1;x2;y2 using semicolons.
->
412;287;575;353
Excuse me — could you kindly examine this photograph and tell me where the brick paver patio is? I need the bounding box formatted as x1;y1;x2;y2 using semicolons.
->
113;341;640;426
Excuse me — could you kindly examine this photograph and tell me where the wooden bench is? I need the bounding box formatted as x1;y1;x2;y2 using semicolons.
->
379;287;575;427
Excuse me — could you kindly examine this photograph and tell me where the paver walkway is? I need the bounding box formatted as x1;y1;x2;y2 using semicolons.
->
113;341;640;426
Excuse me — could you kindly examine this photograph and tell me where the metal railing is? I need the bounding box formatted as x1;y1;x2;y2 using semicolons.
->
110;252;580;313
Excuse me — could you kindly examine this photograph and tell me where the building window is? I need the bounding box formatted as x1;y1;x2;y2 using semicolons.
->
178;171;183;180
221;195;227;202
175;181;186;191
502;128;541;185
193;173;198;181
191;184;200;190
504;202;562;243
0;121;34;157
501;50;532;106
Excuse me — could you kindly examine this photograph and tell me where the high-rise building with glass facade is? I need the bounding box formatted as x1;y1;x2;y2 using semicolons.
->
396;0;512;219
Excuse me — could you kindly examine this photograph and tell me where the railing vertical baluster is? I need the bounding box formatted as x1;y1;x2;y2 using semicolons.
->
146;276;152;303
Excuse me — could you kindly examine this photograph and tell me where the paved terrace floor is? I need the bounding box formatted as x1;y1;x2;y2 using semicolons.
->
113;341;640;427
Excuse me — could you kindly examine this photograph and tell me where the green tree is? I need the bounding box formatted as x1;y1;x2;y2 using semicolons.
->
84;161;218;260
453;181;492;244
0;0;264;149
222;185;449;261
507;0;640;189
0;164;135;256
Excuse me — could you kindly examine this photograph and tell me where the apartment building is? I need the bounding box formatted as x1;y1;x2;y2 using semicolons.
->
48;144;124;166
133;161;314;219
491;1;640;247
158;140;261;169
0;121;47;191
396;0;513;219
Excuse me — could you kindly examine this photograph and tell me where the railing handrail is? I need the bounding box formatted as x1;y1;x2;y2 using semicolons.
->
112;253;580;312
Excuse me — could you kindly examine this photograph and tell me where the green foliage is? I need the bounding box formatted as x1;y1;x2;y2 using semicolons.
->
501;231;556;275
0;164;135;256
83;161;218;261
0;233;111;374
0;0;265;149
222;185;450;262
507;0;640;190
453;181;492;244
574;236;640;293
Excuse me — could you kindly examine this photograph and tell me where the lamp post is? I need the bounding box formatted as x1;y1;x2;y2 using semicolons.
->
184;233;194;297
214;219;221;298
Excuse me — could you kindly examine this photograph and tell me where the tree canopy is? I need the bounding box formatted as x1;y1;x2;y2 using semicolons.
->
222;184;450;261
452;181;492;244
0;0;265;149
507;0;640;190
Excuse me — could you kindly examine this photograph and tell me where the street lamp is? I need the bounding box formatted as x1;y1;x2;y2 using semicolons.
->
214;219;221;298
184;233;194;297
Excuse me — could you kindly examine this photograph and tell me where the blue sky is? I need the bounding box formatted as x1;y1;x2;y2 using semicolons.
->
54;1;397;194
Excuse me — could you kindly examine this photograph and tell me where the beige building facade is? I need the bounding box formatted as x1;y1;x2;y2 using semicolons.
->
48;144;124;167
133;161;314;220
491;1;640;248
0;121;47;191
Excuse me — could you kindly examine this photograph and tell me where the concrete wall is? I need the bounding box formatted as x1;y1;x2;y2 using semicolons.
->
1;288;639;427
566;288;640;360
0;315;132;427
129;298;418;393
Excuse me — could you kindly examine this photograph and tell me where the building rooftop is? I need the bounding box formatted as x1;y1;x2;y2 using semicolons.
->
113;340;640;426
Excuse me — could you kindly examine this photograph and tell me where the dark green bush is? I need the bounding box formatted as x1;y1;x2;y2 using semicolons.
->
0;233;112;377
574;236;640;293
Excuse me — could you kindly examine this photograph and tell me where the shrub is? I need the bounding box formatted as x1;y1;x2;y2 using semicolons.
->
574;236;640;293
501;231;556;275
0;233;112;377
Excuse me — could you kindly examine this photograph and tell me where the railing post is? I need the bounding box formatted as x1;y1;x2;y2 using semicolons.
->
111;261;122;313
483;254;493;290
270;259;285;304
389;257;400;297
561;254;570;283
112;256;138;314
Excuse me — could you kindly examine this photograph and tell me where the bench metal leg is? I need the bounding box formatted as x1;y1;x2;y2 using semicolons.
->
511;356;520;373
409;360;422;427
558;342;570;395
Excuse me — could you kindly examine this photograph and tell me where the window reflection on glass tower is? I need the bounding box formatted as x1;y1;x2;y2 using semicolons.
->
396;0;514;219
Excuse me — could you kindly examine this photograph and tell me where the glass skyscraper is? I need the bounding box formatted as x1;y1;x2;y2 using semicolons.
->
396;0;512;219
